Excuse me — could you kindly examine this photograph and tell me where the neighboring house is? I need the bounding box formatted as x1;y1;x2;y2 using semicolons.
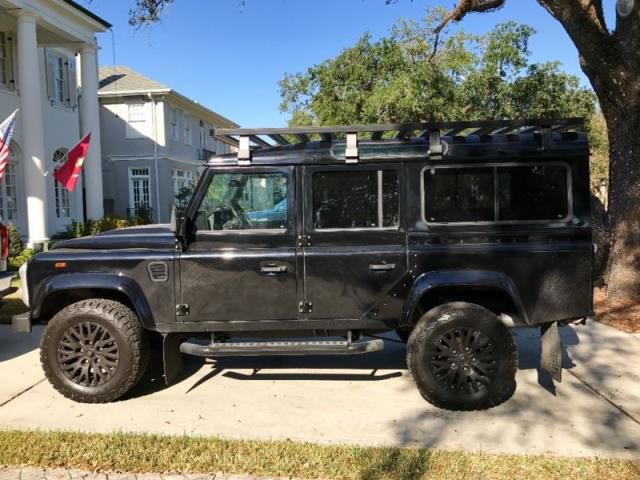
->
0;0;109;245
98;66;239;224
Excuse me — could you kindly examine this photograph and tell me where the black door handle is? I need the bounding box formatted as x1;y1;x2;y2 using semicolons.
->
369;263;396;271
261;264;288;273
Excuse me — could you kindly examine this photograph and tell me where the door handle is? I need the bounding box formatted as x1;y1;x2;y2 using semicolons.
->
260;264;288;273
369;263;396;271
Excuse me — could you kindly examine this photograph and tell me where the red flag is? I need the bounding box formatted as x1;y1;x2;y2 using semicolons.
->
54;132;91;192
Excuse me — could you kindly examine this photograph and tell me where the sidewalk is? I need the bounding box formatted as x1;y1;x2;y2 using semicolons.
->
0;467;292;480
1;321;640;459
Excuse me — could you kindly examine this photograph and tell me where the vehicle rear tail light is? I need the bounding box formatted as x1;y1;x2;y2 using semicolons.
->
0;224;8;260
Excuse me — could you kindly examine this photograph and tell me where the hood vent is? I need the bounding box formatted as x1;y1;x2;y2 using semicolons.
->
148;261;168;282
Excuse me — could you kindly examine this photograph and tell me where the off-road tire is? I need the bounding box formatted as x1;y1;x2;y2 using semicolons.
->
407;302;517;411
40;299;149;403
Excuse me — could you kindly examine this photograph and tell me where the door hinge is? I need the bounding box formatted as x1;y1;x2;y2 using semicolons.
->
298;301;313;313
176;304;190;316
297;235;311;247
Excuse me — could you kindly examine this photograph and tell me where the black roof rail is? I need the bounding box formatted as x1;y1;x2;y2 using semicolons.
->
215;118;584;162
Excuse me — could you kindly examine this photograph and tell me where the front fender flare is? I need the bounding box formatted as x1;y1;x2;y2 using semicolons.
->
32;273;153;327
401;270;527;327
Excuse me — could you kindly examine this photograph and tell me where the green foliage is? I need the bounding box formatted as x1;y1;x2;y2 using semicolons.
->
9;248;33;270
62;215;145;240
279;11;596;127
7;224;23;258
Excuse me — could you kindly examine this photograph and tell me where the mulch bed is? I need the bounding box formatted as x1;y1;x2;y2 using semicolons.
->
594;288;640;333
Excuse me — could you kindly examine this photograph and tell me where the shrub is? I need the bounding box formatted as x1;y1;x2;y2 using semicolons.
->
7;224;23;258
9;248;33;270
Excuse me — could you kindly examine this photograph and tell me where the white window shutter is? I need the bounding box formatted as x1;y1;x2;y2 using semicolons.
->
44;49;55;100
7;33;14;88
67;56;77;107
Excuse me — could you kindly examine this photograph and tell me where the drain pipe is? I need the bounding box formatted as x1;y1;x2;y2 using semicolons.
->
148;92;161;223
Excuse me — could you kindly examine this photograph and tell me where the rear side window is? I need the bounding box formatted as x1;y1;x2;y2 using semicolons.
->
424;164;569;223
497;165;568;221
312;170;399;229
424;167;494;222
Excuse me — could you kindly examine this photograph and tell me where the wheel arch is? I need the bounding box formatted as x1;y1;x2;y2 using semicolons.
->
401;270;527;328
32;273;154;328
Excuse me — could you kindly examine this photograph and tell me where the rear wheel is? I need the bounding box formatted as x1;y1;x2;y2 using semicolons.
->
40;299;149;403
407;302;517;411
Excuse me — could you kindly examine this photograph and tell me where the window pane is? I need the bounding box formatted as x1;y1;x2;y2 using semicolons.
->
424;167;494;223
195;172;288;231
312;170;399;230
497;165;568;221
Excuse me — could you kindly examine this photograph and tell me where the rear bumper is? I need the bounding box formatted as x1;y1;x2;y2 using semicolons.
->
12;311;31;333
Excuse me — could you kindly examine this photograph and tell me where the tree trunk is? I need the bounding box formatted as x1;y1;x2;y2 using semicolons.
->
604;105;640;302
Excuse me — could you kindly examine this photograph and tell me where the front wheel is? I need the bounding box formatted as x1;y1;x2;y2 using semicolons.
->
40;299;149;403
407;302;517;411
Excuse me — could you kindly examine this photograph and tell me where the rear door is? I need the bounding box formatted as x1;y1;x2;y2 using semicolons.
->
301;164;407;322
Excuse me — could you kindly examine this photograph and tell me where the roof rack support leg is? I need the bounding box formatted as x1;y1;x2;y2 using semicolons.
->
345;133;359;163
238;135;251;165
428;129;443;160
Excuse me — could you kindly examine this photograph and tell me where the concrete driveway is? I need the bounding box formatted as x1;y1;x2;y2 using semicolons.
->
1;321;639;459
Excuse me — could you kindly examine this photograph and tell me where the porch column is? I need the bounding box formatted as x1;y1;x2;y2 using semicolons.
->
16;11;48;244
79;43;103;219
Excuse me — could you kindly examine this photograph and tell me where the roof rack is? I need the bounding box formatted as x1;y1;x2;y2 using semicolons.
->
215;118;584;163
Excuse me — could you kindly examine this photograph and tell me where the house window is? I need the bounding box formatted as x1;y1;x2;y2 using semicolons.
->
128;168;151;218
0;159;18;222
52;149;70;218
172;168;194;196
170;108;179;141
199;125;206;148
53;55;66;103
127;103;146;123
0;32;13;87
183;114;192;145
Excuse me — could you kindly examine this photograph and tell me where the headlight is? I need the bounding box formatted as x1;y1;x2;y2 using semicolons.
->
19;261;29;307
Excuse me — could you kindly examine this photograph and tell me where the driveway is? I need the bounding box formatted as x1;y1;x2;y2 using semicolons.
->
1;321;639;459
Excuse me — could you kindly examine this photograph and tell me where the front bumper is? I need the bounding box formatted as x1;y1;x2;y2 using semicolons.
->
12;311;31;333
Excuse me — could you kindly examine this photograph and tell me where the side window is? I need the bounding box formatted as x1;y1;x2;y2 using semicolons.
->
312;170;399;230
424;167;494;222
195;172;288;231
497;165;568;221
423;164;570;223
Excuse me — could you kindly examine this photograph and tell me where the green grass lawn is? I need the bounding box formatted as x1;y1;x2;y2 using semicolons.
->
0;430;638;480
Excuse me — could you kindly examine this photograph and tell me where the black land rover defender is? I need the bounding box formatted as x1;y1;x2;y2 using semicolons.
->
13;119;593;411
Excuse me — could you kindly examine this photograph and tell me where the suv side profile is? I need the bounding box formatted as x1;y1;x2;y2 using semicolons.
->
13;119;593;411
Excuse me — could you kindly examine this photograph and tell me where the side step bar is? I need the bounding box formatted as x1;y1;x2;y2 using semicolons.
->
180;338;384;357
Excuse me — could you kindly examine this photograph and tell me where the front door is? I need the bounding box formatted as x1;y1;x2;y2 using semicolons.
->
301;164;407;323
180;166;298;323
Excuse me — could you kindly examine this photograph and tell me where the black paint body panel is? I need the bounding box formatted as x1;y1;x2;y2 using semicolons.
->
26;133;593;336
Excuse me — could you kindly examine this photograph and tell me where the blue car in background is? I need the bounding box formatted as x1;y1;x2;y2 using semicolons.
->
247;198;287;227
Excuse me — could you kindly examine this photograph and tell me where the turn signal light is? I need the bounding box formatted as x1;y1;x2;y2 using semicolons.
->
54;262;67;269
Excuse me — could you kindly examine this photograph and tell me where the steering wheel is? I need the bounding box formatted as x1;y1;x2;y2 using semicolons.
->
229;201;253;228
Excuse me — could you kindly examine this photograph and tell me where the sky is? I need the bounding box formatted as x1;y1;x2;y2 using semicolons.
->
80;0;618;128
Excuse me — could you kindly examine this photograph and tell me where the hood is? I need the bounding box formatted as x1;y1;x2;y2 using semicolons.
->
51;224;178;250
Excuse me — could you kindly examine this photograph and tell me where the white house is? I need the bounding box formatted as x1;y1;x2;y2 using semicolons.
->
98;65;238;224
0;0;109;245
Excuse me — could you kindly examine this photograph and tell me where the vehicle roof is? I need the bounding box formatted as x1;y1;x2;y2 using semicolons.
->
209;119;589;167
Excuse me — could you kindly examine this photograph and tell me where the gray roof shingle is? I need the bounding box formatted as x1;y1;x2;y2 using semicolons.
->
99;66;169;94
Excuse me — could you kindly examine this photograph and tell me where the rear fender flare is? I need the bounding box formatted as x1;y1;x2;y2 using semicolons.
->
32;273;153;328
401;270;527;327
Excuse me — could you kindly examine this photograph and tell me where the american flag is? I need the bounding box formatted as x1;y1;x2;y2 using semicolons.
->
0;109;18;183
